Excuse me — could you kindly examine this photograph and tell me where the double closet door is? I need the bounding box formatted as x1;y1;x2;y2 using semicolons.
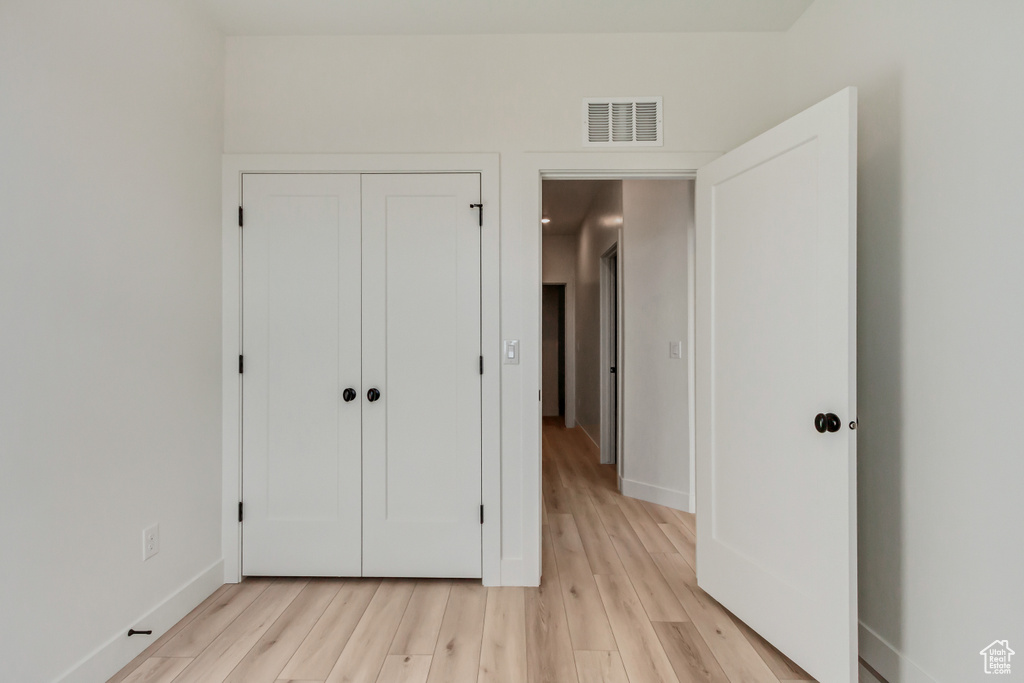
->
241;173;482;579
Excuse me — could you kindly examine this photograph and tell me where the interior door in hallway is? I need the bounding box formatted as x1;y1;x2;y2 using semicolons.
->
361;173;483;578
241;173;363;576
696;87;858;682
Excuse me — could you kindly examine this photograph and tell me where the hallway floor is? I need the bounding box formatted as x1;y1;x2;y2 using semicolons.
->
109;417;813;683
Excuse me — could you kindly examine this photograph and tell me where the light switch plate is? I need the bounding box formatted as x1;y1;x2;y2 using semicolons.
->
504;340;520;364
670;341;683;359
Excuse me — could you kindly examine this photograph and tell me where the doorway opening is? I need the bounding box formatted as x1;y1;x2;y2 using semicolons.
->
542;284;567;419
540;177;694;512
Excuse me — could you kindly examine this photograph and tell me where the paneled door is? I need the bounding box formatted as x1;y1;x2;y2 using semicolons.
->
696;88;858;682
241;173;363;576
361;173;483;578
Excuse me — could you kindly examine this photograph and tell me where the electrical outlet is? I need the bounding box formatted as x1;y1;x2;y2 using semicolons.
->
143;523;159;561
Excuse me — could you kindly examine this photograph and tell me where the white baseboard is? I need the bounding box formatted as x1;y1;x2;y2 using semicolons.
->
499;557;538;587
619;477;689;511
54;559;224;683
859;622;938;683
579;424;600;448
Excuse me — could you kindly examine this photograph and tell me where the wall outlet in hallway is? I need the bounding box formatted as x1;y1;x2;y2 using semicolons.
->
143;523;159;561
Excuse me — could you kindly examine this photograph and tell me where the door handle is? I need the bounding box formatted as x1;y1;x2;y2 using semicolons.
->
814;412;842;433
367;388;381;402
343;388;357;402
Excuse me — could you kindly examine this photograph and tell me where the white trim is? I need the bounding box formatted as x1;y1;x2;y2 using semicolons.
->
620;477;690;512
579;423;600;449
858;622;939;683
222;154;502;586
685;185;697;513
54;560;224;683
599;243;618;466
508;152;716;586
500;558;526;586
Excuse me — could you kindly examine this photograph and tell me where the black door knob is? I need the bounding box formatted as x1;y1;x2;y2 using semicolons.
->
367;388;381;402
815;412;842;433
814;413;827;433
343;388;357;402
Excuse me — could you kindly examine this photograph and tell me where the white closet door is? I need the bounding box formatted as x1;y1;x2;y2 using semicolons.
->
361;173;482;578
696;88;858;681
242;173;362;577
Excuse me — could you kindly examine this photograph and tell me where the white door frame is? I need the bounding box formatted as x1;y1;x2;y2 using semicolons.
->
510;152;712;583
221;154;501;586
598;243;619;467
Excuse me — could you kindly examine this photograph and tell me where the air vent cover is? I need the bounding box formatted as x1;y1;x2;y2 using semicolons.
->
584;97;663;146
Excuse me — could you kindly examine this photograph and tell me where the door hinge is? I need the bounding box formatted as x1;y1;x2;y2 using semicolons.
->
470;203;483;227
238;206;243;227
239;355;244;374
479;355;484;375
238;501;243;522
480;504;484;524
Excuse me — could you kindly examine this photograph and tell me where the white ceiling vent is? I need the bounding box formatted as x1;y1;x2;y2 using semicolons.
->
583;97;663;147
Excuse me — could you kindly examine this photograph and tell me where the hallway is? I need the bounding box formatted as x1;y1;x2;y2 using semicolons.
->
109;419;811;683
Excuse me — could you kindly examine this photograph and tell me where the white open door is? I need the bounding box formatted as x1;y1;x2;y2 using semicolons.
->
696;88;857;682
360;173;483;578
242;173;363;576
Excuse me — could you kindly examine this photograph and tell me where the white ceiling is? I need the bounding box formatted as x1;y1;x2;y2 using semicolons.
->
542;179;618;236
191;0;813;36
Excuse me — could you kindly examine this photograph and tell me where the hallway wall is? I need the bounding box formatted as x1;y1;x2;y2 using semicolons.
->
620;180;693;510
573;183;623;444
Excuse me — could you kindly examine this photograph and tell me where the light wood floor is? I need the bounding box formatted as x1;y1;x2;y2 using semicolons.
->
109;417;814;683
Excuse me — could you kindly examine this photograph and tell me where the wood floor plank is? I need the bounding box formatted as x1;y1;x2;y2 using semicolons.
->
585;481;623;508
563;485;625;576
617;495;678;554
653;621;731;683
572;651;629;683
155;578;273;657
542;448;572;515
108;584;232;683
651;552;781;683
642;500;682;525
525;535;578;683
728;612;814;681
673;509;697;536
477;587;527;683
547;514;617;651
377;655;433;683
594;574;680;683
224;579;342;683
595;503;688;622
279;580;381;680
390;581;452;655
660;522;697;571
174;579;308;683
118;657;192;683
325;580;417;683
425;582;487;683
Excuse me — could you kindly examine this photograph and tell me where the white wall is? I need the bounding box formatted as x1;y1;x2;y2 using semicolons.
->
620;180;692;510
0;2;225;681
224;32;788;579
785;2;1024;681
542;234;577;421
573;183;623;444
